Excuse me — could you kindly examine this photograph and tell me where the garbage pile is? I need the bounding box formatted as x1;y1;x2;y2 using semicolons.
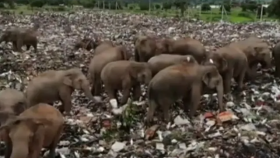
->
0;11;280;158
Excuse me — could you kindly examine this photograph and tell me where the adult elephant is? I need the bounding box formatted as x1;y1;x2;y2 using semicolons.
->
134;36;207;63
0;26;38;52
230;37;272;79
26;68;96;114
88;45;131;96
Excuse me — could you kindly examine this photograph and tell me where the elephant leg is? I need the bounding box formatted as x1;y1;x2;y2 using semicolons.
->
146;100;158;123
26;45;31;50
4;138;12;158
222;70;233;94
132;84;141;101
120;79;131;105
16;38;23;52
94;79;102;96
105;86;117;100
59;88;72;114
275;63;280;78
32;42;37;53
12;41;17;51
235;68;246;91
189;84;201;118
246;65;258;80
160;98;172;123
182;94;191;113
48;126;63;158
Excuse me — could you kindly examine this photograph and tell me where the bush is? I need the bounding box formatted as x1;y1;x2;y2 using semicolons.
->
139;3;149;10
238;12;251;18
0;3;5;8
57;6;66;11
162;2;172;10
154;3;161;10
220;4;231;12
201;3;211;11
30;0;45;7
128;5;134;10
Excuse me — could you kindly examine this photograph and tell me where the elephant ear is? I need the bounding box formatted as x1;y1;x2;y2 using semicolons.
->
219;57;228;71
202;71;212;86
120;46;130;60
63;76;73;87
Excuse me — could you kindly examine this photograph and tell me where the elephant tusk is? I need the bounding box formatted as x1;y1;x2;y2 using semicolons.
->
187;56;190;62
209;58;214;64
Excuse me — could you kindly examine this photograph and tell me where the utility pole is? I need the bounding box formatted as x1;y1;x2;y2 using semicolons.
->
149;0;151;13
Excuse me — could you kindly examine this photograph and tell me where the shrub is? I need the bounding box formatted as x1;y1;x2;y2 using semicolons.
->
139;3;149;10
238;12;251;18
154;3;161;10
162;2;172;10
220;4;231;12
201;3;211;11
0;3;5;8
57;6;66;11
128;5;134;10
30;0;45;7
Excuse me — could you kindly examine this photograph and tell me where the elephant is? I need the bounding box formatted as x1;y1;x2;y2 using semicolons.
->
147;54;198;76
74;38;96;51
146;63;224;123
230;37;272;79
26;68;96;114
0;27;38;52
203;45;248;94
101;60;152;105
88;45;131;96
0;88;26;124
272;42;280;77
134;36;207;63
94;40;114;55
0;103;64;158
134;35;163;62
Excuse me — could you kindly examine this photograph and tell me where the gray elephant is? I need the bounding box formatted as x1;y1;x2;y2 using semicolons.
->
135;36;207;63
26;68;97;114
0;27;38;52
148;54;198;76
147;63;224;123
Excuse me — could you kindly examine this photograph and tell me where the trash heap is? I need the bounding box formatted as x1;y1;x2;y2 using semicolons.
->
0;11;280;158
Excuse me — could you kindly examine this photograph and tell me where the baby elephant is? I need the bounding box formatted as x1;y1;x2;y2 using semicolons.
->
148;54;198;76
101;60;152;105
147;63;224;123
0;88;26;124
0;103;64;158
26;68;96;114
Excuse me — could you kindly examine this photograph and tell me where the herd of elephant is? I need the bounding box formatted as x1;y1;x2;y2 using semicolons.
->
1;25;280;158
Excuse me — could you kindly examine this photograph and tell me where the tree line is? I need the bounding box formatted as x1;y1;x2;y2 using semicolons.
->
0;0;279;19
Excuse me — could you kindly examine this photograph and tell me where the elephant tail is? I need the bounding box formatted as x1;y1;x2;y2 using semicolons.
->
147;82;160;112
134;48;140;62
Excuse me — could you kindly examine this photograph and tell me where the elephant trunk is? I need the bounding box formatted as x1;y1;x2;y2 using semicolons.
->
82;83;94;100
216;77;225;112
10;142;28;158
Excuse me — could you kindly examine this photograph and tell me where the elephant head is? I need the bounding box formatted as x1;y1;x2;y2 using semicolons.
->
203;53;227;72
116;45;131;60
200;65;224;111
0;30;13;43
252;44;272;68
131;63;152;85
158;38;173;54
63;68;95;100
0;116;51;158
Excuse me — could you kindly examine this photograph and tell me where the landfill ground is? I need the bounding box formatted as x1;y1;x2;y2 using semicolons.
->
0;11;280;158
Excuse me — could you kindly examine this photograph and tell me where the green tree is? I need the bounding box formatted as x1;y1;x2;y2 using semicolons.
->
268;0;280;18
139;2;149;10
30;0;45;7
162;2;172;10
220;3;231;12
201;3;211;11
